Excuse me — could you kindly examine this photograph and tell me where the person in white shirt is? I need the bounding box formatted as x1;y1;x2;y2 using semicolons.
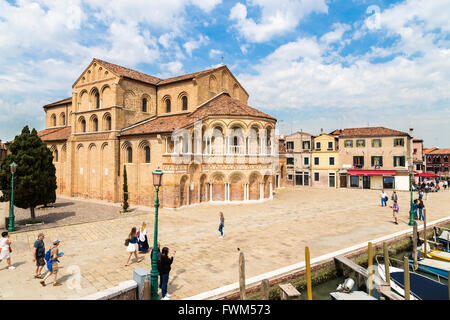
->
380;190;388;207
0;231;16;270
138;222;149;253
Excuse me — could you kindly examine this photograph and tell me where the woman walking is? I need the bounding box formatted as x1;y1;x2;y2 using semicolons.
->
125;227;143;266
392;201;399;225
138;222;149;253
218;212;225;239
160;247;175;300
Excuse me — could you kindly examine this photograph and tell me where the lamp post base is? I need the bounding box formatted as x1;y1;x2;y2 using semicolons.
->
150;273;160;300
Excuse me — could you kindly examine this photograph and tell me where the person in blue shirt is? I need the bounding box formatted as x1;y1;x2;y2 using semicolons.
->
413;199;419;220
125;227;143;267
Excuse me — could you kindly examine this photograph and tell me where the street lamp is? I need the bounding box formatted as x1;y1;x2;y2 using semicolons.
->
8;162;17;232
408;163;415;226
150;167;163;300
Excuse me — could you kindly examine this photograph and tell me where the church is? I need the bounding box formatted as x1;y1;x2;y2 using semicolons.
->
37;58;282;208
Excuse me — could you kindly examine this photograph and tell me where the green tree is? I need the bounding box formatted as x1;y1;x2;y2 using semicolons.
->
0;126;57;220
123;165;129;212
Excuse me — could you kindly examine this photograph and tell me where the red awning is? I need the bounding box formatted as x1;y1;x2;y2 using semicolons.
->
348;170;396;177
415;172;439;178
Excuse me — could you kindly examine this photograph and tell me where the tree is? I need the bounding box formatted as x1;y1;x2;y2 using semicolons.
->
123;165;129;212
0;126;57;220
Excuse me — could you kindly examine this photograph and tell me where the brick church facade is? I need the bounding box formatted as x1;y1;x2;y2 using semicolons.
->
38;58;279;208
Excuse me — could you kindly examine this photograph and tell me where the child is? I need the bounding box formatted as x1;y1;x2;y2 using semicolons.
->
392;201;399;225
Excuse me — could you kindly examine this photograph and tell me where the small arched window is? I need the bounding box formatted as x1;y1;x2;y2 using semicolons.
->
182;96;188;111
95;92;100;109
142;98;147;112
54;149;58;162
144;146;150;163
51;114;56;127
81;119;86;132
106;116;112;130
127;146;133;163
62;114;66;126
93;118;98;131
166;99;171;113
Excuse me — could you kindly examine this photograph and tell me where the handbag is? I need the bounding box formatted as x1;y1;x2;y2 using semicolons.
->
124;238;130;246
9;247;12;253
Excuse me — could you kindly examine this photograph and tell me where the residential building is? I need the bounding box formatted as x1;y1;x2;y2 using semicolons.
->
275;135;287;189
425;149;450;177
412;139;424;172
336;127;413;191
423;147;439;172
284;131;314;186
37;58;279;208
311;131;339;188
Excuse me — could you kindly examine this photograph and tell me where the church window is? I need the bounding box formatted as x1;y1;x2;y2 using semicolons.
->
142;98;147;112
127;146;133;163
182;96;188;111
106;116;111;130
166;99;171;113
81;119;86;132
93;118;98;132
145;146;150;163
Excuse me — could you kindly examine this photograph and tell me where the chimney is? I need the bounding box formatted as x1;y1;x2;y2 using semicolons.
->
409;128;413;136
320;128;323;134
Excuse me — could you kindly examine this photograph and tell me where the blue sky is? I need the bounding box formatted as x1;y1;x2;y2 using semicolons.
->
0;0;449;146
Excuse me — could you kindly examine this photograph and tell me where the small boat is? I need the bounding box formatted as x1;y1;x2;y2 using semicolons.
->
407;253;450;279
329;278;377;300
420;247;450;262
378;264;448;300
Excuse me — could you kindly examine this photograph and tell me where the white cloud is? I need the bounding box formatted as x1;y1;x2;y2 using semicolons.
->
159;61;184;77
209;49;223;59
190;0;222;13
229;0;328;43
183;35;209;56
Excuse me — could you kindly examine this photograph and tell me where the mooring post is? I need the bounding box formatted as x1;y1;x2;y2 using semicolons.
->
383;242;390;285
143;279;150;300
305;246;312;300
261;279;270;300
368;242;373;296
448;271;450;301
413;221;418;270
424;208;427;258
239;251;246;300
403;257;410;300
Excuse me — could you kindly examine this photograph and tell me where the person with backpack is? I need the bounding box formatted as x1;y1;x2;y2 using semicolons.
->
0;231;15;270
33;233;46;278
125;227;142;266
160;247;175;300
40;239;64;287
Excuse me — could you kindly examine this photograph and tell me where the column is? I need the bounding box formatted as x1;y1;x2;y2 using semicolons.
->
209;183;213;201
259;183;264;200
269;182;273;198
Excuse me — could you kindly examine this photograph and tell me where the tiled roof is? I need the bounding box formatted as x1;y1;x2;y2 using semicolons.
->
43;97;72;108
121;92;275;136
38;127;72;141
157;65;225;85
94;58;162;85
337;127;409;137
423;147;438;154
428;148;450;155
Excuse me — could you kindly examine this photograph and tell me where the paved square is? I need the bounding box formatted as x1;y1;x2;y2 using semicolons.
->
1;187;449;300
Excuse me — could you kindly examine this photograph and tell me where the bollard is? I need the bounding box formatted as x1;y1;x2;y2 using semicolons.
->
305;246;312;300
261;279;270;300
383;242;390;285
239;251;246;300
368;242;373;296
413;221;418;270
403;257;410;300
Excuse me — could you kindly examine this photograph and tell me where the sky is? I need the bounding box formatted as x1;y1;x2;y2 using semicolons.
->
0;0;449;146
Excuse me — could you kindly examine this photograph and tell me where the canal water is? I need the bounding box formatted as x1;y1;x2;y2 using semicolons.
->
296;250;448;300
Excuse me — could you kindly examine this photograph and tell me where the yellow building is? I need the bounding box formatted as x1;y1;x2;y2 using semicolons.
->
311;133;339;188
38;58;279;208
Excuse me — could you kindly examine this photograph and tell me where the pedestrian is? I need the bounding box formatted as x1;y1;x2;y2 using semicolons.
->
150;241;162;288
40;239;64;286
425;184;429;200
419;189;423;200
160;247;175;300
391;191;398;203
218;212;225;238
380;190;387;207
138;222;149;253
0;231;15;270
33;233;46;278
418;200;425;221
125;227;142;266
443;180;447;190
392;200;399;225
413;199;419;220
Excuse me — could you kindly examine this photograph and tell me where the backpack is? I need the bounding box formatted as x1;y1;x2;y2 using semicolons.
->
44;249;52;262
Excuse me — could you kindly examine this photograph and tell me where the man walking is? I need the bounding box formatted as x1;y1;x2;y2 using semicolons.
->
391;191;398;203
40;239;63;287
380;190;387;207
33;233;46;279
0;231;15;270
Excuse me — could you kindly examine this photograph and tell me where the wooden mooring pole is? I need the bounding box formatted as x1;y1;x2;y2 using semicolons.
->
368;242;373;296
423;208;427;257
403;257;410;300
413;221;418;270
239;251;246;300
305;246;312;300
383;242;390;285
261;279;270;300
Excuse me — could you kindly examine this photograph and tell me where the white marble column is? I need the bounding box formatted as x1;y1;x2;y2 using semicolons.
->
259;183;264;200
209;183;213;201
269;182;273;198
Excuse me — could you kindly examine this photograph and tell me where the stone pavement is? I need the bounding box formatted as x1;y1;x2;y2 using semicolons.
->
1;187;449;300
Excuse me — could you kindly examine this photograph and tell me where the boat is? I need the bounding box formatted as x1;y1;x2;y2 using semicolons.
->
378;264;448;300
329;278;377;300
407;253;450;279
419;246;450;262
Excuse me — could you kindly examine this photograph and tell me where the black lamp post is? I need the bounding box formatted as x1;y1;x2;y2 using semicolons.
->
150;167;163;300
8;162;17;232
